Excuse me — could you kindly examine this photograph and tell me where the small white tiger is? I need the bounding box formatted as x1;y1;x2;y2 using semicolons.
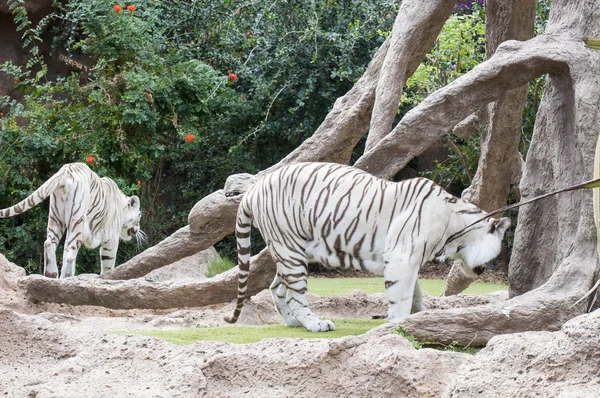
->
225;162;510;332
0;163;144;278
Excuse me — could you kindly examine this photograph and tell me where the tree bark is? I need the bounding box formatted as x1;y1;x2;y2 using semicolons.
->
365;0;456;151
461;0;537;211
444;0;537;295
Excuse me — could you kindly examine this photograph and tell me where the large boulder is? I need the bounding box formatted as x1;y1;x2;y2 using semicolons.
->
143;247;220;282
445;310;600;397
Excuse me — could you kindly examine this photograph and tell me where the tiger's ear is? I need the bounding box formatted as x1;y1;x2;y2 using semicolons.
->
129;195;140;209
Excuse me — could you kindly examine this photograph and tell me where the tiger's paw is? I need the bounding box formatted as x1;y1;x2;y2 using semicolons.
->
306;319;335;332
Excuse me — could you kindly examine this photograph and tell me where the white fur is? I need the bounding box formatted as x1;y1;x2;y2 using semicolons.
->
226;163;511;331
0;163;143;278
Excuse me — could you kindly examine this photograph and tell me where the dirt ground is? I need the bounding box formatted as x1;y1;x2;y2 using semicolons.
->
1;256;598;398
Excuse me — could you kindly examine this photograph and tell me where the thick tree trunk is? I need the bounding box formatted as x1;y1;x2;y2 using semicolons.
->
444;0;537;296
365;0;455;151
403;0;600;344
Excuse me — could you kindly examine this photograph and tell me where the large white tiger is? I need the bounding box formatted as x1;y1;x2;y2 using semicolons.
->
0;163;144;278
225;162;510;332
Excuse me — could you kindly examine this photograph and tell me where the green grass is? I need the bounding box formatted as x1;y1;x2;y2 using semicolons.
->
206;257;235;278
308;277;507;296
119;278;506;346
126;319;387;345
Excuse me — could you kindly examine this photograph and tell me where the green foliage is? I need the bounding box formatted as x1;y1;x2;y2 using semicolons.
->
395;325;481;353
401;5;486;108
158;0;398;170
206;257;235;278
124;318;387;345
394;325;423;349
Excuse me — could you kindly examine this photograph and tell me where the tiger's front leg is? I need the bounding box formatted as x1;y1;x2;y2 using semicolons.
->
60;231;82;278
99;240;119;275
44;193;65;278
383;251;421;323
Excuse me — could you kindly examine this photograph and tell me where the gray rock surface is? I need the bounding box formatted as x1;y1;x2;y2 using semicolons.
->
144;248;219;282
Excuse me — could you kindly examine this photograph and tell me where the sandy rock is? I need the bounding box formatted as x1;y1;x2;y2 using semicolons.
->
199;328;467;398
0;253;27;309
144;247;219;282
1;285;599;397
0;253;25;291
445;310;600;397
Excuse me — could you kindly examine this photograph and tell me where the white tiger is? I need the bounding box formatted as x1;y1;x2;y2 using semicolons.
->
224;162;510;332
0;163;144;278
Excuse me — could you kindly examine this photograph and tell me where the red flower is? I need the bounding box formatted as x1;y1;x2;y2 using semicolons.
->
185;134;195;143
137;180;141;186
127;5;136;12
113;4;123;13
245;29;253;37
85;156;96;164
228;73;237;81
241;96;245;101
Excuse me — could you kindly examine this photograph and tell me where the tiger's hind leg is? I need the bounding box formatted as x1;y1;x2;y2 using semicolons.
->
43;193;65;278
60;185;85;279
271;251;334;332
270;273;302;327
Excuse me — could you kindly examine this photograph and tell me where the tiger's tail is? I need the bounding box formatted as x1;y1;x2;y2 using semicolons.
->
0;172;62;218
224;195;253;324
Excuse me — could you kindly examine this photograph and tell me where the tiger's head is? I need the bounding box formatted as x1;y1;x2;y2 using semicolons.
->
120;195;145;244
442;216;511;278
